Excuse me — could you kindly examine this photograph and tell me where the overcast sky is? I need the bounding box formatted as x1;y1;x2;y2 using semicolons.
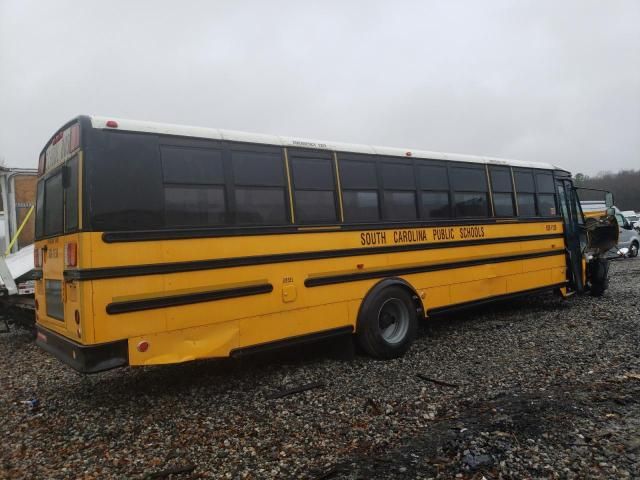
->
1;0;638;175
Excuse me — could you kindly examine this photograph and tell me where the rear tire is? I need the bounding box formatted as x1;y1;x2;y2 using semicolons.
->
589;257;609;297
356;286;417;359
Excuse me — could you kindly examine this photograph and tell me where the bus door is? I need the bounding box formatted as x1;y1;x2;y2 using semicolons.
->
556;179;584;292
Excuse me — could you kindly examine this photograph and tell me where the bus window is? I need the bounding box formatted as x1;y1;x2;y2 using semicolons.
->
64;155;79;232
232;149;288;225
161;146;227;227
289;153;338;223
514;170;536;216
537;194;557;217
535;173;557;216
88;132;164;230
450;166;489;217
164;187;226;226
490;167;515;217
161;146;224;185
44;171;64;236
339;157;380;222
417;163;450;219
380;161;417;220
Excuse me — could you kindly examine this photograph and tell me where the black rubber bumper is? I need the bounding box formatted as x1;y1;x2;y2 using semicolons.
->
35;326;129;373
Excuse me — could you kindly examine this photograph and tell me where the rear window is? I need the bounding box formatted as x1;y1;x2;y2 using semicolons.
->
44;171;64;236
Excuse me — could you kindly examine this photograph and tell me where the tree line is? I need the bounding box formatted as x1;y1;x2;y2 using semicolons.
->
575;169;640;212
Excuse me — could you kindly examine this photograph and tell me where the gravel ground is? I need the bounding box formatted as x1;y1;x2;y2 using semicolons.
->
1;258;639;479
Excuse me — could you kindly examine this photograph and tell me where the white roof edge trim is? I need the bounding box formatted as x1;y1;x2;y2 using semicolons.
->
89;116;564;170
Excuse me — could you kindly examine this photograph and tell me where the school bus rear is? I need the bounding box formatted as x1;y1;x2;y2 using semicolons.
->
34;120;128;372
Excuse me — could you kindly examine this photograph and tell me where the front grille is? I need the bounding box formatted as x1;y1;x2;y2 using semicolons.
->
45;280;64;321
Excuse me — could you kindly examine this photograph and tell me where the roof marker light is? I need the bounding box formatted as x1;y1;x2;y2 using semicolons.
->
106;120;118;128
405;151;412;157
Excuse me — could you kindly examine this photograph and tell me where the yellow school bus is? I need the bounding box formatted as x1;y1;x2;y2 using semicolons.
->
33;116;616;372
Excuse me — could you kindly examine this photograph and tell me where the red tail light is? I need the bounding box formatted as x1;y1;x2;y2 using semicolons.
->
34;248;42;268
64;242;77;267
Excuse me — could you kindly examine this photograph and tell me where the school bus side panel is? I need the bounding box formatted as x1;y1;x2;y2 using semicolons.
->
88;221;566;355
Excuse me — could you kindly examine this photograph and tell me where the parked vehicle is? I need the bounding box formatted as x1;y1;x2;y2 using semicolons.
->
615;210;640;257
622;210;639;231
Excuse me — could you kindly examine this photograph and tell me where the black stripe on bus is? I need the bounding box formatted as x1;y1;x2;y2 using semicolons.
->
304;250;565;287
101;216;563;242
106;283;273;315
427;282;568;316
64;233;564;281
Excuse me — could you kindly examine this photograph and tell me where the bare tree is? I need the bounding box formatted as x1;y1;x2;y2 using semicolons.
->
575;169;640;211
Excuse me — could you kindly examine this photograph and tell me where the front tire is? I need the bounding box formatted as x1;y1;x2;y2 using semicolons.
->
630;242;639;258
356;286;417;359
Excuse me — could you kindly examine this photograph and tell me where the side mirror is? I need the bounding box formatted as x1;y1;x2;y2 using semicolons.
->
605;192;614;208
623;222;633;230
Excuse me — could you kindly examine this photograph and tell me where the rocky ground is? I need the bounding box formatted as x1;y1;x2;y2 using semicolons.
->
1;258;639;479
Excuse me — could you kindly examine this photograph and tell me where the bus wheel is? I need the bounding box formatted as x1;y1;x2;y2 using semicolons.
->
357;286;417;359
589;257;609;297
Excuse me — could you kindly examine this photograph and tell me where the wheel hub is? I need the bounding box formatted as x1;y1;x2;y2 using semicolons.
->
377;298;410;344
380;312;396;329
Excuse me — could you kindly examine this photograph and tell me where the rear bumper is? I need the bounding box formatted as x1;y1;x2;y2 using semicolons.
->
35;325;129;373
